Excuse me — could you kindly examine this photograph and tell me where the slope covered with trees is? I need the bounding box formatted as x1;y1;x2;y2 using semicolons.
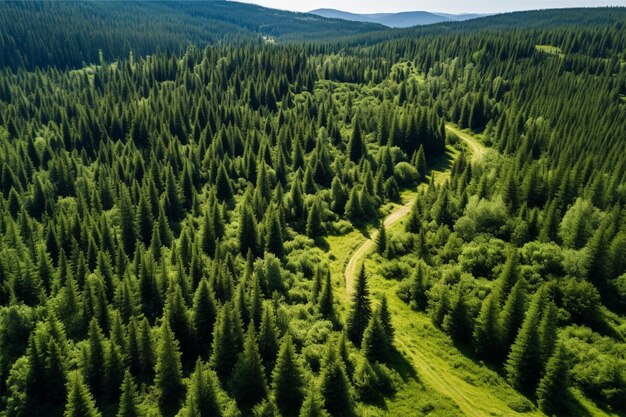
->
0;4;624;417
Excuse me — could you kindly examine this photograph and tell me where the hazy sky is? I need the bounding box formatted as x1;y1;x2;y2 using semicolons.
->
232;0;625;14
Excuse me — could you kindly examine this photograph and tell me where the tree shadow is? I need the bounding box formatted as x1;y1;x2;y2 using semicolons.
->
386;348;419;383
313;235;329;251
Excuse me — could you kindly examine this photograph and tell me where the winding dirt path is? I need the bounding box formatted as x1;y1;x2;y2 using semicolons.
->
345;125;486;295
342;126;512;417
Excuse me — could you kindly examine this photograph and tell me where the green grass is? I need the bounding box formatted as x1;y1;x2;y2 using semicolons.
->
535;44;565;58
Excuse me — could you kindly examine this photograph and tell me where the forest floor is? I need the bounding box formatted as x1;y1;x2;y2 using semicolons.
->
327;126;550;416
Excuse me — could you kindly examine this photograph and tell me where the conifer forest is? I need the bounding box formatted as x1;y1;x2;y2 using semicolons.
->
0;2;625;417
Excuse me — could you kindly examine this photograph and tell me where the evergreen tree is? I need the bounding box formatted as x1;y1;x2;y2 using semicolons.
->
155;321;185;415
375;223;387;255
378;295;394;342
258;303;280;378
473;291;500;359
180;360;221;417
536;344;569;415
347;117;365;163
362;309;390;362
64;372;102;417
191;279;217;360
319;344;353;417
317;268;334;319
306;198;323;238
211;302;243;381
117;371;142;417
272;335;305;417
230;326;267;407
347;265;371;346
265;205;285;258
299;382;329;417
505;288;547;394
238;203;259;257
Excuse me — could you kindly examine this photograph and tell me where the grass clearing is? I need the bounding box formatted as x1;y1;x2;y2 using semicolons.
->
535;44;565;58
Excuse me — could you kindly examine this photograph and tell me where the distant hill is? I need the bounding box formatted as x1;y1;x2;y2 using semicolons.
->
309;8;484;28
0;1;384;70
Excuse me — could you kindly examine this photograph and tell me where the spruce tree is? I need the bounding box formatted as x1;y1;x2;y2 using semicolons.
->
191;279;217;360
505;288;547;394
347;264;372;346
211;302;243;381
306;198;323;238
272;335;305;417
362;310;390;362
347;117;364;163
378;295;394;342
230;325;267;408
319;344;353;417
238;203;259;257
64;372;102;417
299;382;329;417
258;303;280;378
498;279;527;361
536;344;569;415
375;223;387;255
154;321;185;415
265;205;285;258
180;360;221;417
317;268;334;319
473;291;500;359
117;371;141;417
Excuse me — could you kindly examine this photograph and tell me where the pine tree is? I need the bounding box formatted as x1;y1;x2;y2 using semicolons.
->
258;303;280;378
536;344;569;415
272;335;305;417
86;319;106;406
298;382;329;417
505;288;547;394
443;287;472;344
265;205;285;258
155;321;185;415
230;325;267;407
375;223;387;255
191;279;217;360
538;301;558;366
215;163;233;201
238;203;259;257
362;309;390;362
64;372;102;417
415;145;427;180
306;198;323;238
319;344;353;417
498;279;527;361
347;117;365;163
136;190;153;245
473;291;500;359
119;188;137;257
347;264;371;346
117;371;141;417
211;302;243;381
317;268;334;319
180;360;221;417
378;295;394;342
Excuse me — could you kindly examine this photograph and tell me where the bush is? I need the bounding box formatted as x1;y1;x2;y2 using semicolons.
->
393;162;419;185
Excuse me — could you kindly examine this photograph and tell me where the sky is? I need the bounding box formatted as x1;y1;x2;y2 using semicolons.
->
231;0;625;14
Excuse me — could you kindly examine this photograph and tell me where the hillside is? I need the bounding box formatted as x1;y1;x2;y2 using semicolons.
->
309;8;483;27
0;5;625;417
0;0;383;70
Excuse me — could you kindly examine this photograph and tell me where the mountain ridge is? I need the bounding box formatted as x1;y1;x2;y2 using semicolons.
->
309;8;485;27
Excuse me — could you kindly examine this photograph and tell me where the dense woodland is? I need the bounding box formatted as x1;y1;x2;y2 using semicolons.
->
0;2;625;417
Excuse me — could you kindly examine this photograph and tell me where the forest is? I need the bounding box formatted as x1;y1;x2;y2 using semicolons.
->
0;2;625;417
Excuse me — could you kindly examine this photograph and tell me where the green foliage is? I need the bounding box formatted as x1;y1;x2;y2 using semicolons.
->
347;265;372;346
272;335;305;417
155;321;185;415
230;326;267;408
